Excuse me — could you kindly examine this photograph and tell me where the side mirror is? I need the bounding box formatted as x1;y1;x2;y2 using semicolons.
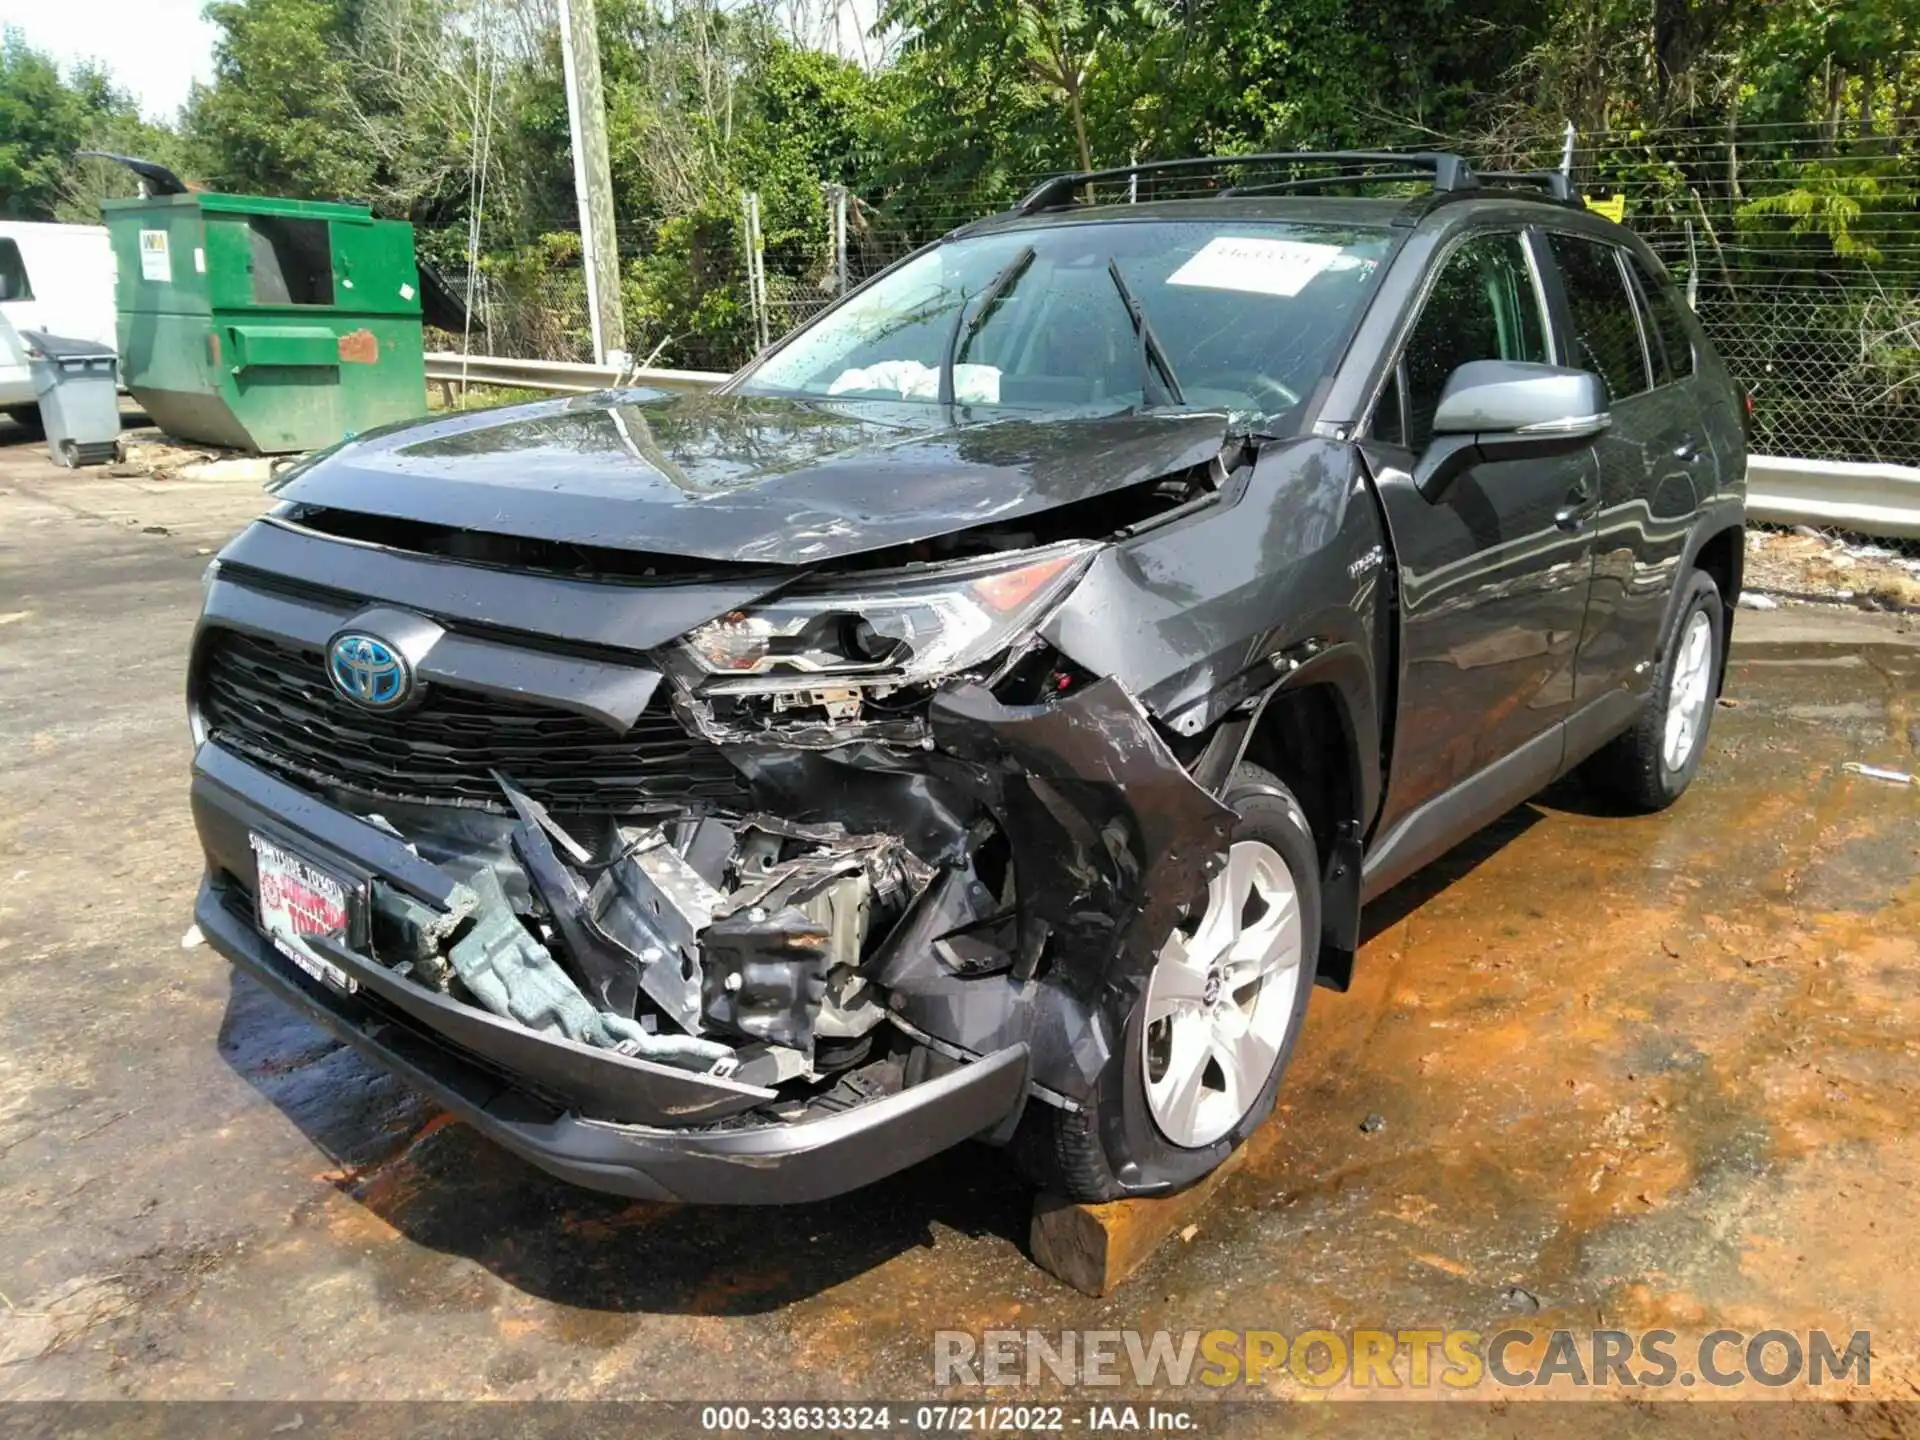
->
1414;361;1610;501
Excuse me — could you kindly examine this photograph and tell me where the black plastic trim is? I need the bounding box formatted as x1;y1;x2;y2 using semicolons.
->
1360;722;1563;900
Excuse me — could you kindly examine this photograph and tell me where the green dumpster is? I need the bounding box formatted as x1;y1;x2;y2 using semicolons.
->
102;192;428;453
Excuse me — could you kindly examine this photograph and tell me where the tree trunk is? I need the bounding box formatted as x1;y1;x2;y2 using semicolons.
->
1070;78;1092;174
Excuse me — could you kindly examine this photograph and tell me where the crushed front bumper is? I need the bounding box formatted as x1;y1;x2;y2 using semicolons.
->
190;742;1031;1203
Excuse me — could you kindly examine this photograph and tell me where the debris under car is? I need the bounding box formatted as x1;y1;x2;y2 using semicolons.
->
187;151;1747;1205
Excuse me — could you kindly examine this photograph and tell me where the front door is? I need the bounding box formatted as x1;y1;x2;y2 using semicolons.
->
1359;229;1598;866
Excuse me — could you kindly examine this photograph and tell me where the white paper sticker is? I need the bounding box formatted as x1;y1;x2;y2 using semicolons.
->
193;247;206;274
138;229;172;284
398;283;415;301
1167;236;1343;298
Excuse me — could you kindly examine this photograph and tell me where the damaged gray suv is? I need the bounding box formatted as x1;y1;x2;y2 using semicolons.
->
188;152;1746;1203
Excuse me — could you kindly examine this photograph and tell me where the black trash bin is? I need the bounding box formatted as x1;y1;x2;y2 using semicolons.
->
22;331;120;468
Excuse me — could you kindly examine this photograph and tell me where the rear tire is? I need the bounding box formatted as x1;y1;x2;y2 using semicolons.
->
1013;763;1320;1202
1582;569;1724;812
3;405;43;438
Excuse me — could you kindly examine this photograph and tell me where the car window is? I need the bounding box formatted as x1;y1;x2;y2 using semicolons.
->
737;220;1394;424
1371;367;1405;447
1397;231;1547;451
1629;254;1696;380
1546;233;1651;401
1623;266;1672;388
0;239;32;303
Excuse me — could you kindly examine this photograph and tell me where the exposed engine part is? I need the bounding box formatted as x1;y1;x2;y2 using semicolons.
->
729;813;935;910
700;905;831;1050
800;873;884;1039
447;870;733;1070
592;833;723;1033
671;685;932;752
376;776;943;1076
503;783;648;1018
770;685;866;721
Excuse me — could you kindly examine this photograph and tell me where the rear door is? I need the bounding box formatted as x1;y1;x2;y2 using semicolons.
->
1537;230;1710;735
1362;228;1597;856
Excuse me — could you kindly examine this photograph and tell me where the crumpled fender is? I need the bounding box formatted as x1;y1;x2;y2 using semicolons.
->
885;677;1236;1100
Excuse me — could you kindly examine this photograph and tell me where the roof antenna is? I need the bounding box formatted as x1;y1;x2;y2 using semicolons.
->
1559;121;1576;177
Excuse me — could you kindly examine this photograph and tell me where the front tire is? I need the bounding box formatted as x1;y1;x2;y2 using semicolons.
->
1582;570;1724;811
1015;763;1320;1202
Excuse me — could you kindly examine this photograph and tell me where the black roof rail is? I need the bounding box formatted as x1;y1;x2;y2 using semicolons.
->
1218;171;1440;198
1475;169;1581;204
1014;150;1478;215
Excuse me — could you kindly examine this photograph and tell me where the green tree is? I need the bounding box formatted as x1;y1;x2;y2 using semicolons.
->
0;30;85;217
186;0;375;199
0;29;179;220
880;0;1171;175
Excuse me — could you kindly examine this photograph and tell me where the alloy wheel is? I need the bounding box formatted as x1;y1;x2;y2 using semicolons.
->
1142;839;1304;1148
1664;609;1715;773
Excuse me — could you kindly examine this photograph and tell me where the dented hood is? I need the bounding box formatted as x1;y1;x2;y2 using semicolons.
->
273;390;1232;565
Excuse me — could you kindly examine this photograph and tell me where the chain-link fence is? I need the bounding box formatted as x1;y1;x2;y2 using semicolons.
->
436;119;1919;469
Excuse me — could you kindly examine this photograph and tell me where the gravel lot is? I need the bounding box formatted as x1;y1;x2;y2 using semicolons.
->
3;416;1918;1433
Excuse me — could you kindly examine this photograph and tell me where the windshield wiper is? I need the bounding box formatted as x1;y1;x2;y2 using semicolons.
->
940;245;1036;408
1105;257;1186;409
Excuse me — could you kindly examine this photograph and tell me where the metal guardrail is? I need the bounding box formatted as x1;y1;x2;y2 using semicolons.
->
425;352;727;394
1745;456;1920;541
424;353;1920;540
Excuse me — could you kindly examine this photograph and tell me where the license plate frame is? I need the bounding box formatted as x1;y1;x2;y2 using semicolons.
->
248;832;368;993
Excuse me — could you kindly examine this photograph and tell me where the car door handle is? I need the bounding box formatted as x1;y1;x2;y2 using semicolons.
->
1555;479;1598;531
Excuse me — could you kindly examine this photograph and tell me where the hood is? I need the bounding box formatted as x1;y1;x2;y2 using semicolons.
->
273;390;1233;565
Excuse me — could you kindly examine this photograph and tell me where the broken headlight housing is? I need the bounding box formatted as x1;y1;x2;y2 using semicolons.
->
680;540;1097;687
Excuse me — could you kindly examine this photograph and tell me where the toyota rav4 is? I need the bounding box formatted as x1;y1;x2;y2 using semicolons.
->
187;152;1746;1203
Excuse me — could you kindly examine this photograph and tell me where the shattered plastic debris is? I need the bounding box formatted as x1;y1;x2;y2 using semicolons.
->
1843;762;1917;787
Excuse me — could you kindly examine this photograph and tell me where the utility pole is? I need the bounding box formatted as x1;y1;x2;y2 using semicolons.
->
557;0;626;365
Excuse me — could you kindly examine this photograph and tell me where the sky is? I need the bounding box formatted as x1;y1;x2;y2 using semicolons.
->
0;0;219;121
0;0;885;125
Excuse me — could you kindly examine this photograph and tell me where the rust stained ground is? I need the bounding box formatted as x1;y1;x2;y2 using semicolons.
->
2;423;1918;1417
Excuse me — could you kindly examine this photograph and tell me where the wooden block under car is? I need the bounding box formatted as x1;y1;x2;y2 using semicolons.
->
1029;1145;1249;1297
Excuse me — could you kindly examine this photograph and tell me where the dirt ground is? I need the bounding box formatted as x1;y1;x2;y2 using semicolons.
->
3;414;1919;1431
1744;527;1920;613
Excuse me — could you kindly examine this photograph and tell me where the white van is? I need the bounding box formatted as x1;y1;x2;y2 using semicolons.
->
0;221;118;426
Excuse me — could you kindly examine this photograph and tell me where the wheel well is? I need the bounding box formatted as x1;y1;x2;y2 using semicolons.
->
1239;684;1357;872
1238;683;1363;989
1694;525;1744;607
1692;525;1744;690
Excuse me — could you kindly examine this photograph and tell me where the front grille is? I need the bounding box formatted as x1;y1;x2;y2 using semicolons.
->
199;628;747;814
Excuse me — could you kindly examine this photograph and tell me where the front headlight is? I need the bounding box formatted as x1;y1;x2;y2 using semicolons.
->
680;541;1097;686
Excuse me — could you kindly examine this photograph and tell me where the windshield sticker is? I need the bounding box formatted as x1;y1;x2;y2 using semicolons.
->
827;359;1001;404
1167;237;1344;297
